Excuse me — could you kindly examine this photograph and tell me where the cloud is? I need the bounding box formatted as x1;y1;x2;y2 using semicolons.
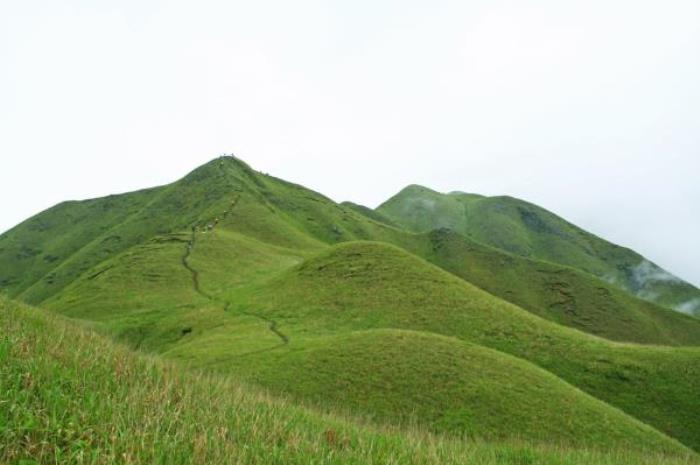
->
675;298;700;315
632;260;682;289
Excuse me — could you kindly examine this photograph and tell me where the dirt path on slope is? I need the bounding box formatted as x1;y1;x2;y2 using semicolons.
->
181;228;211;300
179;194;289;354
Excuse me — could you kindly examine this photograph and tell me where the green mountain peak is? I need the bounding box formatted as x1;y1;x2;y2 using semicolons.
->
3;157;700;459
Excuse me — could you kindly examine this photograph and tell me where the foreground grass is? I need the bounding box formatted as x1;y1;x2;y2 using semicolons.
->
2;297;698;465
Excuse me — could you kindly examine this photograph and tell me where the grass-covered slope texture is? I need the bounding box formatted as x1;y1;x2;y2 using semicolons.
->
377;185;700;315
0;157;326;305
5;157;698;346
230;242;700;451
418;228;700;345
3;296;698;465
35;226;700;451
210;328;688;450
5;298;697;465
4;157;700;459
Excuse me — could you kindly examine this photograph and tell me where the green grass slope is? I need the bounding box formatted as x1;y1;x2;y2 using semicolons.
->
207;328;689;451
10;156;698;346
0;186;163;296
37;223;700;452
41;201;700;352
0;157;327;306
3;296;698;465
39;227;307;353
377;185;700;315
340;201;399;227
229;242;700;451
4;157;700;455
416;228;700;345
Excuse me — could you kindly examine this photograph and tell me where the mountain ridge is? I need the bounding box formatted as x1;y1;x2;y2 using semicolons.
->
377;183;700;316
3;156;700;455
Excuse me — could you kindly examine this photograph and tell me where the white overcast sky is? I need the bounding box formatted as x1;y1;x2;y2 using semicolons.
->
1;0;699;286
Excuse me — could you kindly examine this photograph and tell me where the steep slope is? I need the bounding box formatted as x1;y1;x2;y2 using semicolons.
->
55;234;694;451
35;216;700;450
417;228;700;345
0;185;163;296
40;227;307;352
0;157;326;305
205;328;691;451
5;157;700;454
340;201;399;227
231;242;700;451
9;157;699;346
0;160;232;304
377;185;700;315
5;297;697;465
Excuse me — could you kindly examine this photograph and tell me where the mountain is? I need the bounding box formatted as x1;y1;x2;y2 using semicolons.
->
2;156;700;460
377;185;700;316
2;158;698;345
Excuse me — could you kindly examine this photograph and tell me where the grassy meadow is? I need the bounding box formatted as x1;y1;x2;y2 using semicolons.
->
2;156;700;463
2;297;698;465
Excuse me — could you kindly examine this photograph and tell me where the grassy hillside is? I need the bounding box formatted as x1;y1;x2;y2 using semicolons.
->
227;242;700;451
200;328;689;449
10;156;699;347
3;296;698;465
244;176;700;341
0;157;326;305
4;157;700;461
38;225;700;451
377;185;700;315
415;228;700;345
0;186;162;296
340;201;399;227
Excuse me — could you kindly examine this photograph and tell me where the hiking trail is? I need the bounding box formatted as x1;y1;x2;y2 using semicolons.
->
180;191;289;354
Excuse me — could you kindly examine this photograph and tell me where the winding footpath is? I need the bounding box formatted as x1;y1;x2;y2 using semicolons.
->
181;228;211;299
180;194;289;355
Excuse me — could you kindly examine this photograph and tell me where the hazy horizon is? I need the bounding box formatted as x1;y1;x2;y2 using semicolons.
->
2;1;699;287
